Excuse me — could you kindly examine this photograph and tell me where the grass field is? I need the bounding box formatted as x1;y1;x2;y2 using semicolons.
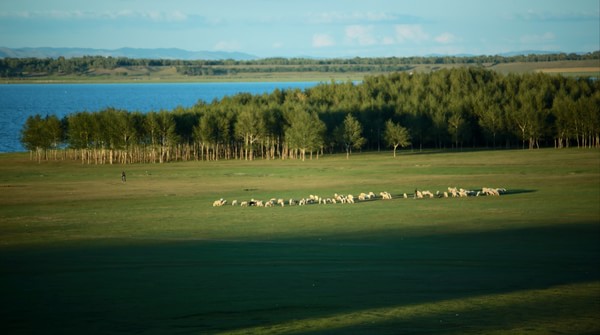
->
1;149;599;334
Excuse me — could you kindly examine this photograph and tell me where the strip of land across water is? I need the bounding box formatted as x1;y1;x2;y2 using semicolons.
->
3;58;598;83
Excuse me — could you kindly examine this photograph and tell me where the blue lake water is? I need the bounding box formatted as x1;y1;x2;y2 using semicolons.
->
0;82;320;153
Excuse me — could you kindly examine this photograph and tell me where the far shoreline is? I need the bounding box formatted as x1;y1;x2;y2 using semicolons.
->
1;72;367;85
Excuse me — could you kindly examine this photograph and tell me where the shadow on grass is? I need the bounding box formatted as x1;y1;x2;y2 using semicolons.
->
386;189;536;199
504;188;536;196
0;222;598;334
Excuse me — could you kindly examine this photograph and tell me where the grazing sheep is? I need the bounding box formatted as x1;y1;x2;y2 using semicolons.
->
403;193;408;199
422;191;434;198
379;192;391;200
277;199;285;207
240;201;248;207
443;192;449;198
368;192;376;198
256;200;264;207
212;198;226;207
347;194;355;204
265;201;273;207
416;190;423;199
231;200;238;206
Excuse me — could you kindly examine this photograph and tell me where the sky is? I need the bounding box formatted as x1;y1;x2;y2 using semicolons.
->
0;0;598;58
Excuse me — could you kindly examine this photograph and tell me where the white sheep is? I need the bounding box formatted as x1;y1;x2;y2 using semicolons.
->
347;194;355;204
240;201;248;207
403;193;408;199
422;191;433;198
379;192;392;200
231;200;238;206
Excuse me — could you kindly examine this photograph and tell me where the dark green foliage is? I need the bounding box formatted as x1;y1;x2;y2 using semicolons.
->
20;68;600;163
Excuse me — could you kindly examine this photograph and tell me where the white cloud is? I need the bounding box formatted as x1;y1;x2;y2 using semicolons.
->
309;11;399;24
0;9;188;22
434;32;457;44
313;33;335;48
345;25;376;46
520;32;555;44
395;24;429;43
213;40;242;51
382;37;396;45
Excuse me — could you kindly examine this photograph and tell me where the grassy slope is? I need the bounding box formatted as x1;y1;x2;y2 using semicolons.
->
0;149;599;334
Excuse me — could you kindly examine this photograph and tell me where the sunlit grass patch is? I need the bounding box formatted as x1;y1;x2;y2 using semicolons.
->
221;281;600;335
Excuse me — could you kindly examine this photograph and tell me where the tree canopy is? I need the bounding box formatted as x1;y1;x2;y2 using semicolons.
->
21;67;600;164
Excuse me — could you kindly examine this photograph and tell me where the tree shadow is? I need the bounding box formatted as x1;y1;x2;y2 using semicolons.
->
503;188;536;196
1;222;598;334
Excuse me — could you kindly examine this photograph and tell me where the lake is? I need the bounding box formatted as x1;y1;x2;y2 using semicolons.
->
0;82;320;153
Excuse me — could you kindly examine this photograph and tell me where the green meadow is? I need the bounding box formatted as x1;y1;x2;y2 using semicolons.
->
1;149;599;334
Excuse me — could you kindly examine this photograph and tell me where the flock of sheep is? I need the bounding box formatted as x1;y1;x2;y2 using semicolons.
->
212;187;507;207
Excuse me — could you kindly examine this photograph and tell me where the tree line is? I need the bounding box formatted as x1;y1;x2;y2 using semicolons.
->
21;67;600;164
2;51;598;78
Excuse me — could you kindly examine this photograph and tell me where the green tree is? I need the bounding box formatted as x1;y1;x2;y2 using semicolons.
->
20;114;62;162
285;108;325;161
67;112;95;163
337;114;365;159
235;105;264;161
383;120;411;157
156;110;178;163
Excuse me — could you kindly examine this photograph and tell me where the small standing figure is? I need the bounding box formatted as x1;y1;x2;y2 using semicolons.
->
121;171;126;183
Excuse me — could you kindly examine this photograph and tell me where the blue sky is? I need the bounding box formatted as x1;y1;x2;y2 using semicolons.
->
1;0;598;58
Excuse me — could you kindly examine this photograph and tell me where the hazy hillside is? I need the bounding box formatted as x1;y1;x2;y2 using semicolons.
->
0;47;258;61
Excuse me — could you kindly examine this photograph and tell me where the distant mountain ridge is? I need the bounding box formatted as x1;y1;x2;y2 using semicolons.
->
0;47;258;61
